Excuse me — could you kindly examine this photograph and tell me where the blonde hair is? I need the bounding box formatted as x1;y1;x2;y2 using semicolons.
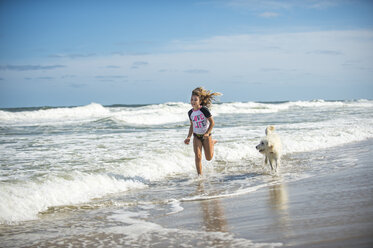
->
192;87;222;108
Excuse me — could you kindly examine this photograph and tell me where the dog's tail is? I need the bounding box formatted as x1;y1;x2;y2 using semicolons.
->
265;125;275;135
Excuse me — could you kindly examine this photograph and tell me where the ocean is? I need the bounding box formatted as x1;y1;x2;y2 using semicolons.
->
1;100;373;247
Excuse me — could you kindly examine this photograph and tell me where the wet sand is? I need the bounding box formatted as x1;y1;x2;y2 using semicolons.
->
153;139;373;247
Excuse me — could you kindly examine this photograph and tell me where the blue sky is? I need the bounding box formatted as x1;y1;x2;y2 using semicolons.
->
1;0;373;107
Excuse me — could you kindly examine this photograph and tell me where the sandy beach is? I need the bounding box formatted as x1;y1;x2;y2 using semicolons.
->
152;139;373;247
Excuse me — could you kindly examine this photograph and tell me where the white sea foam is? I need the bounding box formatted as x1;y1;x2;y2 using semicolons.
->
2;111;365;224
1;100;371;126
180;184;267;202
212;99;373;115
1;99;372;224
0;103;109;126
0;172;146;223
116;149;195;181
215;116;373;163
2;206;283;247
167;199;184;215
111;102;189;126
0;102;191;126
280;118;373;154
106;209;283;248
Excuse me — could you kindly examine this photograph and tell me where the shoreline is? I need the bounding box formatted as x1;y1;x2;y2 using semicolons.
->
1;139;373;247
152;139;373;247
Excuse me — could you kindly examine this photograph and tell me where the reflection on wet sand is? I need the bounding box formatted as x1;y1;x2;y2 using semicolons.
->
269;183;289;212
196;182;228;233
268;182;293;238
200;199;228;233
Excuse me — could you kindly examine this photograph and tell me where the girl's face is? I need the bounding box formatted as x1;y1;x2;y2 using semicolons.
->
191;95;201;109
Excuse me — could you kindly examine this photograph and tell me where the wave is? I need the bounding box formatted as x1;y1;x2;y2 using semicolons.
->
215;117;373;162
1;130;372;224
110;102;189;126
1;100;372;126
1;99;372;224
0;141;198;223
213;99;373;114
0;172;146;224
0;103;110;126
0;102;190;126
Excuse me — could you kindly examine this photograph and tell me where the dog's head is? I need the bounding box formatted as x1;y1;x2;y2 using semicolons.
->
256;138;268;154
256;138;274;154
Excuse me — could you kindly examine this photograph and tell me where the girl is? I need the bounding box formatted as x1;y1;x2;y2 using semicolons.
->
184;87;221;175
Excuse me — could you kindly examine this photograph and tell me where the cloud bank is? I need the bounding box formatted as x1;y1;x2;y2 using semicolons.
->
0;64;66;71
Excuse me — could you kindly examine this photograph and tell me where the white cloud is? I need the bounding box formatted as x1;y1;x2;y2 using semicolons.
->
184;69;209;74
308;0;341;9
224;0;344;10
131;61;149;69
49;53;97;59
225;0;293;10
0;64;66;71
4;29;372;103
167;30;373;55
11;30;373;85
259;12;279;18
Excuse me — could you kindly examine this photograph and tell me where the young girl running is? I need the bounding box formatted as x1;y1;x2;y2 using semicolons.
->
184;87;221;175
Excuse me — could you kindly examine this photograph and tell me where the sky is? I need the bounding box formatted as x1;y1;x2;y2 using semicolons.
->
0;0;373;107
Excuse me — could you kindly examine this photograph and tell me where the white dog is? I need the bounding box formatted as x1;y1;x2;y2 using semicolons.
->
256;126;282;172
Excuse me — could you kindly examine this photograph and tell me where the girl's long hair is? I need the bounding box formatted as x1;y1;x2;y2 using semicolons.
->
192;87;222;108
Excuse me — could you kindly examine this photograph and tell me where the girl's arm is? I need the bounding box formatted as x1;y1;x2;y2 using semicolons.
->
204;116;215;137
184;121;193;145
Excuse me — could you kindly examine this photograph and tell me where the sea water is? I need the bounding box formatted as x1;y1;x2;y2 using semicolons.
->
1;100;373;247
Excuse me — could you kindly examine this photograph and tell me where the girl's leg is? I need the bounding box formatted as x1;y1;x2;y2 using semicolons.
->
193;136;203;175
202;136;216;161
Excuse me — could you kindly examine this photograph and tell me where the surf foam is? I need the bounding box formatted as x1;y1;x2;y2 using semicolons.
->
0;172;146;223
2;100;371;126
